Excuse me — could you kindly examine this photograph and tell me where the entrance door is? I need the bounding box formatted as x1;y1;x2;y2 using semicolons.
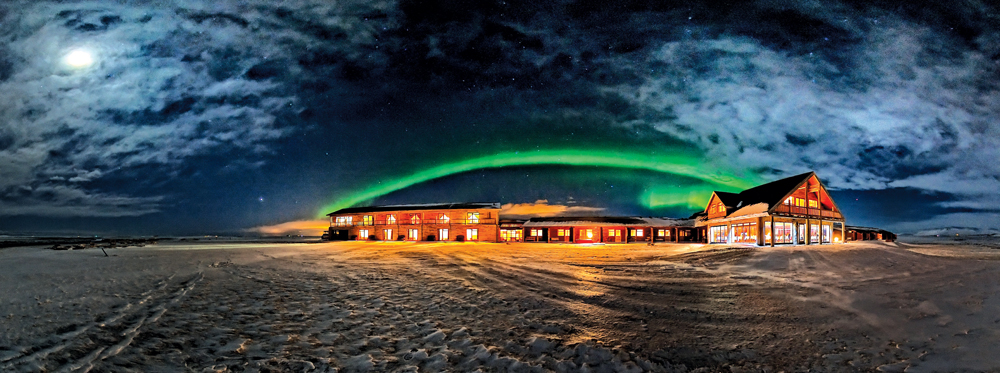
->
384;229;393;241
439;229;449;241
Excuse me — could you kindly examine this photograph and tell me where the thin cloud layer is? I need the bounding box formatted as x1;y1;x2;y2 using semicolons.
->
500;200;605;219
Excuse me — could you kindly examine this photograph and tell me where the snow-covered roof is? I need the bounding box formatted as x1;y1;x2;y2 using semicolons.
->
329;202;501;215
523;217;696;228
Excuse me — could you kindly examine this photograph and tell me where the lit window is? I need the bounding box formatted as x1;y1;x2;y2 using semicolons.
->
438;213;450;223
439;228;449;240
383;229;393;240
359;229;369;240
717;204;724;213
335;216;353;226
808;200;818;208
467;212;480;224
531;229;542;237
785;197;794;205
586;229;593;239
608;229;617;237
466;229;478;241
386;214;396;224
408;229;419;240
363;215;373;226
411;214;421;225
636;229;644;237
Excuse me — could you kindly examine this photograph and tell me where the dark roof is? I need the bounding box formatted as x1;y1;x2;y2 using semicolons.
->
713;191;742;209
525;216;647;224
328;202;501;216
720;172;814;212
846;225;894;234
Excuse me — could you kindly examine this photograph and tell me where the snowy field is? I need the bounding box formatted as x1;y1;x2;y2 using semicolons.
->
2;239;1000;372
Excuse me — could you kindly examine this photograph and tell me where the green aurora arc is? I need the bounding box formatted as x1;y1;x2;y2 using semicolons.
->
316;150;761;217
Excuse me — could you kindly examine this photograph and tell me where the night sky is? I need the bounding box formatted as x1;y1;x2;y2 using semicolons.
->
1;0;998;236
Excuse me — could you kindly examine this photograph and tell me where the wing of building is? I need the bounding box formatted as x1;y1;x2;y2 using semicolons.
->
326;202;502;242
696;171;847;245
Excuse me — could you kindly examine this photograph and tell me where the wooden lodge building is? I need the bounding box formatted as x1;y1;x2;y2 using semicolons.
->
696;171;846;246
324;171;894;245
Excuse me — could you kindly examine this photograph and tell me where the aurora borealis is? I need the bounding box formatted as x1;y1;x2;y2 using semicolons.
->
1;0;998;235
315;150;761;217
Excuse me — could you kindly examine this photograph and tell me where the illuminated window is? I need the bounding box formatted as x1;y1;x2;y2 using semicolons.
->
410;214;421;225
408;229;419;240
439;228;449;241
608;229;618;237
467;212;480;224
438;213;450;223
733;222;757;244
631;229;643;237
785;197;794;205
581;229;593;239
658;229;669;237
709;226;728;243
531;229;543;237
466;229;478;241
335;216;353;226
359;229;369;240
363;215;373;226
383;229;392;240
808;200;818;208
795;198;806;207
386;214;396;224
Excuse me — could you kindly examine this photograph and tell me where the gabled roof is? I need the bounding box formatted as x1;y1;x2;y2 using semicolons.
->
712;191;742;210
730;172;814;211
702;172;832;221
328;202;501;216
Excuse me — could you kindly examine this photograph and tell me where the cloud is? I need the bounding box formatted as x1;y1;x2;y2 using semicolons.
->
500;199;605;219
248;219;329;236
0;185;161;217
0;1;306;217
613;20;1000;211
890;212;1000;235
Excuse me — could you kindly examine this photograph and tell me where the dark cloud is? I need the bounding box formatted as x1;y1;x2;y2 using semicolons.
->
0;0;997;233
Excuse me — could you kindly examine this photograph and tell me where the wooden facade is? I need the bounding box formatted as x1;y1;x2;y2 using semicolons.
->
698;172;848;246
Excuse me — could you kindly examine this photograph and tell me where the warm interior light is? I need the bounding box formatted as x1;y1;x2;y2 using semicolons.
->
65;49;93;68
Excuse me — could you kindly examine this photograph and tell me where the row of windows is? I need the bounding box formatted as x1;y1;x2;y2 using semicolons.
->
530;228;664;237
339;212;483;225
355;228;479;241
783;196;819;208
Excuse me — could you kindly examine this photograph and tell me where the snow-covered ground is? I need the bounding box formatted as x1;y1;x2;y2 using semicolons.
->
2;239;1000;372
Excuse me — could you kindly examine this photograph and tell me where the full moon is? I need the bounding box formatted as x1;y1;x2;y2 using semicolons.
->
64;49;93;68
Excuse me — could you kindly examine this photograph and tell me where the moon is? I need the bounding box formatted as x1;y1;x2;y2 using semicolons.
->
64;49;94;68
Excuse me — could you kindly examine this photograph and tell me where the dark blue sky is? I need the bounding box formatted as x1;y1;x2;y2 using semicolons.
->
0;0;997;236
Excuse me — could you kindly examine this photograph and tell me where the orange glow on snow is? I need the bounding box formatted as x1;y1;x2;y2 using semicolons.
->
250;219;329;236
500;199;605;218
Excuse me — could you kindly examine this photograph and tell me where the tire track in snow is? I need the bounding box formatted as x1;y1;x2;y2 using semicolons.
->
0;272;202;372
